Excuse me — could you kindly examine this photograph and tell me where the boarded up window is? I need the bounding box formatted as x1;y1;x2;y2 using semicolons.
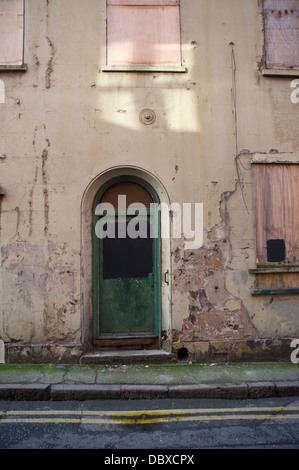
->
0;0;24;66
107;0;181;66
253;164;299;265
264;0;299;69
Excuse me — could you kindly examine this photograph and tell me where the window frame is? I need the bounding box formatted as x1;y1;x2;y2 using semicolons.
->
262;0;299;77
0;0;26;71
101;0;186;73
250;161;299;295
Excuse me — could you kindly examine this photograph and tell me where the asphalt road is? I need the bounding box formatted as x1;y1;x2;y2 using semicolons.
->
0;397;298;450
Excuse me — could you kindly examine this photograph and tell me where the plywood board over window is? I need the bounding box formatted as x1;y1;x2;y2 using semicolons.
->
0;0;24;66
252;163;299;293
254;163;299;264
264;0;299;70
107;0;181;67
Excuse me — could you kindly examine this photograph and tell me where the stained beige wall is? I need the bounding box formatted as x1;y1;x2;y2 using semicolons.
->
0;0;298;362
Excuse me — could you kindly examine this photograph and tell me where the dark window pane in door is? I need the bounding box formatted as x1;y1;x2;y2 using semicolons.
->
103;221;153;279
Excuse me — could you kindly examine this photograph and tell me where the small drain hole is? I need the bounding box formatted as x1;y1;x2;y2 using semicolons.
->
178;347;189;361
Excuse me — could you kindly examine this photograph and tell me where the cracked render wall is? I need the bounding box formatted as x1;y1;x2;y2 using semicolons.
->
0;0;298;363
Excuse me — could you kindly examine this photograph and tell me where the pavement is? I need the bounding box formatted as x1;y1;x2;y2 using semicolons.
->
0;361;298;401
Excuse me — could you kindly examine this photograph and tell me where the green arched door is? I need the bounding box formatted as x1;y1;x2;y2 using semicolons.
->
93;177;161;348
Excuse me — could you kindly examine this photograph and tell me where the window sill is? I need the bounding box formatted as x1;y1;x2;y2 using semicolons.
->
250;267;299;294
251;161;299;165
0;64;27;72
262;68;299;77
252;288;299;295
249;266;299;274
101;65;187;73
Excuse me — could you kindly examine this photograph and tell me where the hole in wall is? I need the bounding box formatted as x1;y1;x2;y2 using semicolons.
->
178;347;189;361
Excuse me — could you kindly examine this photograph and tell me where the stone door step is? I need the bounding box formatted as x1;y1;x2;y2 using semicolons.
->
80;350;176;364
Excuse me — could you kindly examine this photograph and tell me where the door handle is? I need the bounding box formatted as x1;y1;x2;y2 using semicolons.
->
164;270;169;285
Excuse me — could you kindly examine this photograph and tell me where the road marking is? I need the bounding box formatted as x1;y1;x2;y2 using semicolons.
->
1;414;299;425
2;406;299;416
80;414;299;425
82;406;299;416
3;410;83;416
0;406;299;425
1;418;81;424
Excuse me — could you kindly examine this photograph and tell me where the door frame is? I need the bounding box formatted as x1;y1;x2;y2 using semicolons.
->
92;175;162;345
81;166;172;353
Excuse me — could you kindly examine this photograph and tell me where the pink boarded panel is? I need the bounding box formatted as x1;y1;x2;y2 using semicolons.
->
0;0;24;65
254;164;299;264
264;0;299;69
108;1;179;5
107;5;181;65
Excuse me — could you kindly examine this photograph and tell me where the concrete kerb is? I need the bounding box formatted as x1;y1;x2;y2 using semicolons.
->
0;381;298;401
0;384;51;401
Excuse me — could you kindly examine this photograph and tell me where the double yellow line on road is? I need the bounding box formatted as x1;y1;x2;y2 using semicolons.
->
0;406;299;425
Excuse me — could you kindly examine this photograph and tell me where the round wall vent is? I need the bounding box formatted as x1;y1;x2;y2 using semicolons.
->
139;108;156;125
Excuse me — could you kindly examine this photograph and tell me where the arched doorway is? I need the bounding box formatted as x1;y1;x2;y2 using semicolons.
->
92;176;162;349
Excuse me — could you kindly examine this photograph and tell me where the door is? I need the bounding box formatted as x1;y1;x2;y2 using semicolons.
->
93;178;161;348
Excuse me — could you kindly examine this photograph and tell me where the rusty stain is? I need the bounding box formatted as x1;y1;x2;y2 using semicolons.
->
13;207;21;240
28;166;38;237
0;186;5;235
29;126;51;237
42;148;49;235
45;37;55;89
